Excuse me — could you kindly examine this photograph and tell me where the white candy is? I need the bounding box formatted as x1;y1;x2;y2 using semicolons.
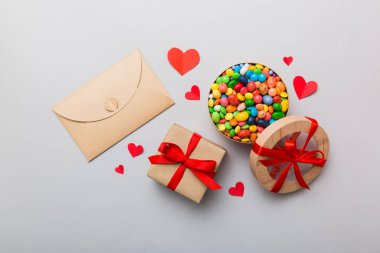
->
240;63;249;75
214;105;221;112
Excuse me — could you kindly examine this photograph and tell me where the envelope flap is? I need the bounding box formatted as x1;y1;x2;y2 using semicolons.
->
53;49;142;122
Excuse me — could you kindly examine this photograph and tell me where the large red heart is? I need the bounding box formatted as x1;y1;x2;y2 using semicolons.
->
167;47;200;76
185;85;200;100
293;76;318;99
283;56;293;66
115;165;124;174
229;182;244;197
128;143;144;158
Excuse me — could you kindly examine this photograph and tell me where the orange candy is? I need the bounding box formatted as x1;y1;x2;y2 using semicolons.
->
213;99;220;105
226;105;236;113
250;133;257;142
229;118;238;126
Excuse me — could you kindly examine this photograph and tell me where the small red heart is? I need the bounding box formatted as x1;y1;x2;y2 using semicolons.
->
167;47;200;76
283;56;293;66
115;165;124;174
293;76;318;99
185;85;200;100
229;182;244;197
128;143;144;158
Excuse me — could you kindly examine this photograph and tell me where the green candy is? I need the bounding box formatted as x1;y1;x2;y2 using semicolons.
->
273;103;282;112
272;111;285;120
245;99;254;107
228;80;238;88
216;77;222;84
212;112;220;123
243;109;251;115
254;68;261;74
219;111;225;118
220;106;226;114
229;129;236;137
233;111;239;117
209;108;215;113
221;75;230;83
232;73;240;80
242;124;249;129
225;122;232;130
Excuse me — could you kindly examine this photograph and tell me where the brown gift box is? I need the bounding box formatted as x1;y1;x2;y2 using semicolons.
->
147;123;226;204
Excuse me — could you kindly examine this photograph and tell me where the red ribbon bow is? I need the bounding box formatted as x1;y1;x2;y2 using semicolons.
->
148;133;222;191
252;117;326;192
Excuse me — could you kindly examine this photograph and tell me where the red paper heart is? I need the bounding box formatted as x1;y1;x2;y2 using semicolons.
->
115;165;124;174
167;47;200;76
128;143;144;158
185;85;200;100
293;76;318;99
283;56;293;66
229;182;244;197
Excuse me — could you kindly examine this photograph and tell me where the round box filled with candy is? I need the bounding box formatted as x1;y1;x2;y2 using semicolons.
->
208;63;289;143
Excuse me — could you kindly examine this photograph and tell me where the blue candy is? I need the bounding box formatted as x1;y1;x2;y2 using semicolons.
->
269;119;276;124
262;95;273;105
221;94;228;98
259;74;267;82
246;70;253;77
250;73;259;82
269;70;274;75
251;107;258;117
238;75;248;84
235;66;241;73
247;115;256;125
257;119;270;127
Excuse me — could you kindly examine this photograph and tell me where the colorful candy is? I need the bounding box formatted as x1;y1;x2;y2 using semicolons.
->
208;63;289;143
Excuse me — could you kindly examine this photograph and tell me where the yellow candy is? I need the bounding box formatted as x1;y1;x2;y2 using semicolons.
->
226;88;233;95
255;64;263;69
225;113;233;121
249;125;257;132
235;111;249;121
241;138;250;143
280;92;288;98
281;99;289;112
212;89;221;99
245;92;253;100
263;104;269;112
208;99;213;107
218;124;226;132
226;68;234;76
237;93;245;101
248;65;256;70
263;67;269;72
211;83;219;90
235;126;241;134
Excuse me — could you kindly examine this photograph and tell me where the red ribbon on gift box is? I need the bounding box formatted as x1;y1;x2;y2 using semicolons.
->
148;133;222;191
252;117;327;193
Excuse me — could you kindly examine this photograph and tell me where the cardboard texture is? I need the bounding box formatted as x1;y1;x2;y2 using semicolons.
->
53;49;175;161
147;124;226;204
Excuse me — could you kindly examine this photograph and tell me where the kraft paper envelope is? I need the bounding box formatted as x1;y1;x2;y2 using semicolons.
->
53;49;175;161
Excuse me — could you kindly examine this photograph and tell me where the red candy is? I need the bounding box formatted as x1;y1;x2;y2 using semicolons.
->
238;129;250;138
273;95;281;103
233;82;244;92
240;87;248;95
247;81;256;92
228;94;239;105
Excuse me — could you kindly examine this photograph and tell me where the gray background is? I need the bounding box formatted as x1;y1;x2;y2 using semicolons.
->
1;0;379;252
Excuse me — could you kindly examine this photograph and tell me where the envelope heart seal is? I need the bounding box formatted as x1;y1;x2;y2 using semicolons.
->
293;76;318;99
185;85;200;100
115;165;124;174
128;143;144;158
283;56;293;66
229;182;244;197
167;47;200;76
